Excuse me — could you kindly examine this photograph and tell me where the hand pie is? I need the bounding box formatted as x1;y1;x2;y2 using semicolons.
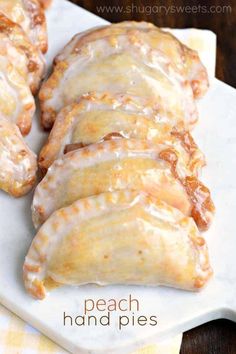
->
38;97;205;174
110;22;209;98
32;139;214;230
56;21;208;99
24;190;213;300
0;0;48;53
0;117;37;197
39;22;208;129
0;13;45;94
0;43;35;135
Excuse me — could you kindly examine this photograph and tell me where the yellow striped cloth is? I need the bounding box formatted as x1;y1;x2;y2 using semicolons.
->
0;304;182;354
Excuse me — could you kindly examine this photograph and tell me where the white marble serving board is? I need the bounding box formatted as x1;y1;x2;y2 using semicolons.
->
0;0;236;353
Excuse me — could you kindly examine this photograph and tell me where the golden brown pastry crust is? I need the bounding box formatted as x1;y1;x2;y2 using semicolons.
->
0;117;37;197
0;0;48;53
39;22;208;129
0;42;35;135
38;96;205;174
54;20;208;99
0;13;45;94
24;190;213;299
33;139;214;230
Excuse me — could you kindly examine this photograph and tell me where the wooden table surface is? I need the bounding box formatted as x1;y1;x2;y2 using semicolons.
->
69;1;236;352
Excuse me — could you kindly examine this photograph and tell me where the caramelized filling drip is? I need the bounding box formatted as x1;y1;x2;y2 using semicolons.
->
172;130;198;155
184;176;215;231
103;132;124;140
64;132;124;154
159;148;214;231
64;143;84;154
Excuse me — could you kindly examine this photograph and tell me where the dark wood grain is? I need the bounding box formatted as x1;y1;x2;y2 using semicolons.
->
68;1;236;352
181;320;236;354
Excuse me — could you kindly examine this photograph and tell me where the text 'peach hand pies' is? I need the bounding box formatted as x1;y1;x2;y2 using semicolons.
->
0;13;45;94
0;0;48;53
0;117;37;197
24;190;213;300
38;97;205;174
39;22;208;129
0;44;35;135
32;139;214;230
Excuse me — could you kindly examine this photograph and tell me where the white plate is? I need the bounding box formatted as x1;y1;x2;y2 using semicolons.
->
0;0;236;353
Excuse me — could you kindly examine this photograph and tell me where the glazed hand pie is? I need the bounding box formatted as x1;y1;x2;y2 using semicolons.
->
32;139;214;230
0;0;48;53
38;96;205;174
56;21;208;99
0;42;35;135
0;13;45;94
39;22;209;129
0;117;37;197
24;190;213;300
